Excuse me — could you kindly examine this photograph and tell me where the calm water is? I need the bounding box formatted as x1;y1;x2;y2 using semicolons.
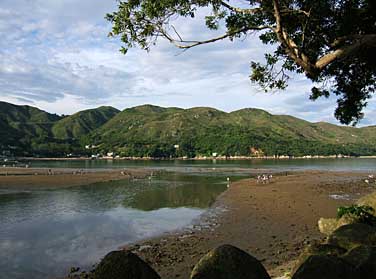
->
0;158;375;279
0;172;229;279
28;158;376;172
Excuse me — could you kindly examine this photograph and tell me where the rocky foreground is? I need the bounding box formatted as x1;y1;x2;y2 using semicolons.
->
66;171;376;279
68;220;376;279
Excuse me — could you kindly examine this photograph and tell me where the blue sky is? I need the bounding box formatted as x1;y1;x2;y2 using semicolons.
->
0;0;374;126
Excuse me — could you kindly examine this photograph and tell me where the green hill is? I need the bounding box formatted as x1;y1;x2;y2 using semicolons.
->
0;102;62;152
0;102;118;156
52;106;119;139
1;101;376;157
0;101;62;136
89;105;376;158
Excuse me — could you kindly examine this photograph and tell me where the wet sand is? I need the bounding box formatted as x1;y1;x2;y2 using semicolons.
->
0;167;151;189
2;168;374;278
124;171;375;278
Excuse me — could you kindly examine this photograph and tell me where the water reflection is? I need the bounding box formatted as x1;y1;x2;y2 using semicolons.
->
128;179;225;211
28;158;376;172
0;173;227;279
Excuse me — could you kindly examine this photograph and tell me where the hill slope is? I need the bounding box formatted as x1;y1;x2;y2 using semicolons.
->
52;106;119;139
89;105;376;157
0;101;62;150
1;102;376;157
0;102;118;156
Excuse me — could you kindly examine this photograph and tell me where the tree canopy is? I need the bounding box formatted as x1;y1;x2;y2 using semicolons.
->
106;0;376;125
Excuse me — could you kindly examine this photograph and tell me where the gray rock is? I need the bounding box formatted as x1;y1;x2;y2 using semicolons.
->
292;243;347;274
318;218;339;236
93;250;160;279
342;245;376;279
304;243;347;257
327;223;376;250
358;192;376;211
190;244;271;279
318;214;364;236
292;255;358;279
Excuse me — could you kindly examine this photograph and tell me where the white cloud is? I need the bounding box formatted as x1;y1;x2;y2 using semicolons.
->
0;0;374;126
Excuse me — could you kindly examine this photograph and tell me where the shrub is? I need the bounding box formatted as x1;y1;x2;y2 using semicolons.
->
337;205;376;225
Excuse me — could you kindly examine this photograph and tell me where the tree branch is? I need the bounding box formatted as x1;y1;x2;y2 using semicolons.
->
280;8;311;17
220;1;261;15
330;34;375;48
316;34;376;70
273;0;319;78
272;0;317;77
158;25;272;49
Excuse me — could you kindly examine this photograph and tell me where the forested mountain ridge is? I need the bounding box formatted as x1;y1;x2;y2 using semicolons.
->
1;101;376;157
89;105;376;157
0;101;63;150
52;106;120;140
0;101;118;156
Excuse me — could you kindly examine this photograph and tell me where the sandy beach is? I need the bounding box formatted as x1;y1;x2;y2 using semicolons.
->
0;167;151;189
1;168;374;278
122;171;375;278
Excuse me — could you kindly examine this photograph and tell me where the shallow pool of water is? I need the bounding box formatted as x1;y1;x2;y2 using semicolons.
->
0;173;228;279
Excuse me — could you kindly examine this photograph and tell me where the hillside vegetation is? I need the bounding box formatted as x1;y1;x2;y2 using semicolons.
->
0;102;63;154
0;101;118;156
1;101;376;157
90;105;376;158
52;106;119;139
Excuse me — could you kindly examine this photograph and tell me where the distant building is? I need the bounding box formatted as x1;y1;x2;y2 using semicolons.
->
250;147;263;157
86;144;100;149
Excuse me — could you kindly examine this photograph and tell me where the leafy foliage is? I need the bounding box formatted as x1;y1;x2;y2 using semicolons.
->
106;0;376;125
337;205;376;225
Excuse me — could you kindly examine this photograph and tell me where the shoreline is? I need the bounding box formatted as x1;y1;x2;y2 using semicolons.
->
120;170;374;278
0;167;152;189
1;168;374;278
9;155;376;162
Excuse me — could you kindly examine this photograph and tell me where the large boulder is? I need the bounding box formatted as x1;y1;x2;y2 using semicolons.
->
342;245;376;279
318;218;339;235
291;255;358;279
358;192;376;211
190;244;271;279
292;243;346;274
93;250;160;279
304;243;347;257
327;223;376;250
318;215;365;236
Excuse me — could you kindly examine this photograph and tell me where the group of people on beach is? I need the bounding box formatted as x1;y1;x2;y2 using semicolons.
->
364;174;376;184
72;169;87;175
256;174;273;184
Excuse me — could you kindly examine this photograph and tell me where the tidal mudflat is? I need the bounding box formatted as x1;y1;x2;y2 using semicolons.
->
123;171;375;278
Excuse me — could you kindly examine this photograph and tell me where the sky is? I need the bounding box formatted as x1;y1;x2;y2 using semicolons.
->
0;0;374;126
